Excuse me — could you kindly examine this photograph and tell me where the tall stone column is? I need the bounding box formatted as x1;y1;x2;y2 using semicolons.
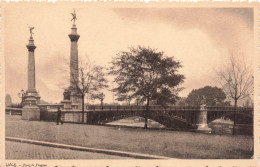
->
69;23;80;104
196;104;212;133
22;36;40;121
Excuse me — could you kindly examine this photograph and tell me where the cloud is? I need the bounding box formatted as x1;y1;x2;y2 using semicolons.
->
4;6;254;103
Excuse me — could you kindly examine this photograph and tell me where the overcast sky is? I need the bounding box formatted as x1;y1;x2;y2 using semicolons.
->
4;5;254;104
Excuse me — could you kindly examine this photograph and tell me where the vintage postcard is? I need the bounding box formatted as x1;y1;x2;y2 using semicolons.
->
0;2;259;167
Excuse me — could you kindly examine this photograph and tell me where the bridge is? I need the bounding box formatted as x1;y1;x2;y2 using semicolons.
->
6;105;253;132
86;105;253;131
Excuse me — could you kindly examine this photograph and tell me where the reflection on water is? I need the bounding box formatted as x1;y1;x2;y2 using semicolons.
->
209;119;234;135
107;117;252;135
209;119;253;135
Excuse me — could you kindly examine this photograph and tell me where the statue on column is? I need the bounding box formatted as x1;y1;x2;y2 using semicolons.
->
63;89;71;100
71;9;77;24
200;96;207;110
28;25;34;38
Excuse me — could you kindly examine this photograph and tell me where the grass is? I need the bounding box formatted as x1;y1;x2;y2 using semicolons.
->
5;115;253;159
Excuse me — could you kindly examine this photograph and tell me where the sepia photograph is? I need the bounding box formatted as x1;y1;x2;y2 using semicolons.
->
1;2;258;166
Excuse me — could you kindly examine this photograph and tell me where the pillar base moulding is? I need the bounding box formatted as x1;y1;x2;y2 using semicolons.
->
22;105;40;121
61;100;72;110
196;124;212;133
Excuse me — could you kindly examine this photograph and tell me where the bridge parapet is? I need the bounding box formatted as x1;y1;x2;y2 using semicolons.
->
207;107;253;124
207;106;253;112
87;105;253;112
87;105;202;112
5;107;23;115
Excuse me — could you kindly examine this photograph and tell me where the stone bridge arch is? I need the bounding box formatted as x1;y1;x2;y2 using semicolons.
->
86;108;197;129
85;105;253;133
207;111;253;124
207;107;253;124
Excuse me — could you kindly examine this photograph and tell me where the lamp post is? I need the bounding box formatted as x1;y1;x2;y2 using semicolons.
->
18;89;25;105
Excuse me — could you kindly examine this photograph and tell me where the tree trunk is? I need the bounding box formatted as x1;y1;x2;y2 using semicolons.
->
82;95;85;123
144;98;150;129
101;99;103;110
232;99;237;135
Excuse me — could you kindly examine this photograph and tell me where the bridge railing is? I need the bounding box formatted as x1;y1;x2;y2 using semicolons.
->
87;105;202;111
5;107;23;115
207;106;253;113
87;105;146;111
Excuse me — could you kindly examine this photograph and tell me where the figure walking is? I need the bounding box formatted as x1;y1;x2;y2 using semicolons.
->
57;107;63;125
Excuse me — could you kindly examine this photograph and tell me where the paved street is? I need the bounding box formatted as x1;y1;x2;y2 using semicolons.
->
6;141;128;159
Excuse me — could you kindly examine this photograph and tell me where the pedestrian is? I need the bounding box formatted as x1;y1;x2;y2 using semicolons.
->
57;107;63;125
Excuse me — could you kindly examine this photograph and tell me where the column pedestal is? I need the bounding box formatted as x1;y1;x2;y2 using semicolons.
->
22;96;40;120
61;100;72;110
196;105;212;133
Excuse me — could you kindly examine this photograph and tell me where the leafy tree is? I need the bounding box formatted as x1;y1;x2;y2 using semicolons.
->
186;86;228;106
109;46;184;128
175;97;188;106
91;92;106;110
216;53;253;135
40;99;49;104
115;93;133;105
5;94;12;107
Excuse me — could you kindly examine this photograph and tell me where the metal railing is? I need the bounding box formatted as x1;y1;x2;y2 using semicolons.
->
86;105;252;113
5;107;23;115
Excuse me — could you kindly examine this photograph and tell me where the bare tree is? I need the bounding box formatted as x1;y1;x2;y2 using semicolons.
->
70;61;108;123
216;53;253;135
58;56;108;123
91;84;109;110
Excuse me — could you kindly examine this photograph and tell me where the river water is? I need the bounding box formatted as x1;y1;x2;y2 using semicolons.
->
106;116;252;135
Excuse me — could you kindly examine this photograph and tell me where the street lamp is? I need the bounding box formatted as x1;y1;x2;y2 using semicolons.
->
18;89;25;104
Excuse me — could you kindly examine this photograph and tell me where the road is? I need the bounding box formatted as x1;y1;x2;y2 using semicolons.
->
6;141;129;159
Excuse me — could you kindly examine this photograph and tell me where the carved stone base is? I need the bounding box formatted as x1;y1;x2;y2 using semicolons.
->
22;105;40;121
61;100;72;109
24;88;41;105
196;124;212;133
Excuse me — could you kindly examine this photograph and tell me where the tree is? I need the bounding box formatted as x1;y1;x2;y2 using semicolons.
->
115;92;133;105
5;94;12;107
109;46;185;128
91;92;106;110
70;61;108;123
39;99;49;104
186;86;228;106
175;97;188;106
216;53;253;135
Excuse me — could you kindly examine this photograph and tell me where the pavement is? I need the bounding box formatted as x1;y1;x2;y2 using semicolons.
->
6;137;169;159
6;141;127;159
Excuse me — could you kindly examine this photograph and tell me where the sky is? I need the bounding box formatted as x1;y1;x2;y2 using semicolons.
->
4;4;254;104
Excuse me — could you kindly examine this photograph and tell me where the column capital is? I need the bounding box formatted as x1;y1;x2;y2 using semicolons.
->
69;24;80;42
68;34;80;42
27;45;36;52
26;37;36;52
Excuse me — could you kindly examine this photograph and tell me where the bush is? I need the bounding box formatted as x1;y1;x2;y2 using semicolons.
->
40;109;57;122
